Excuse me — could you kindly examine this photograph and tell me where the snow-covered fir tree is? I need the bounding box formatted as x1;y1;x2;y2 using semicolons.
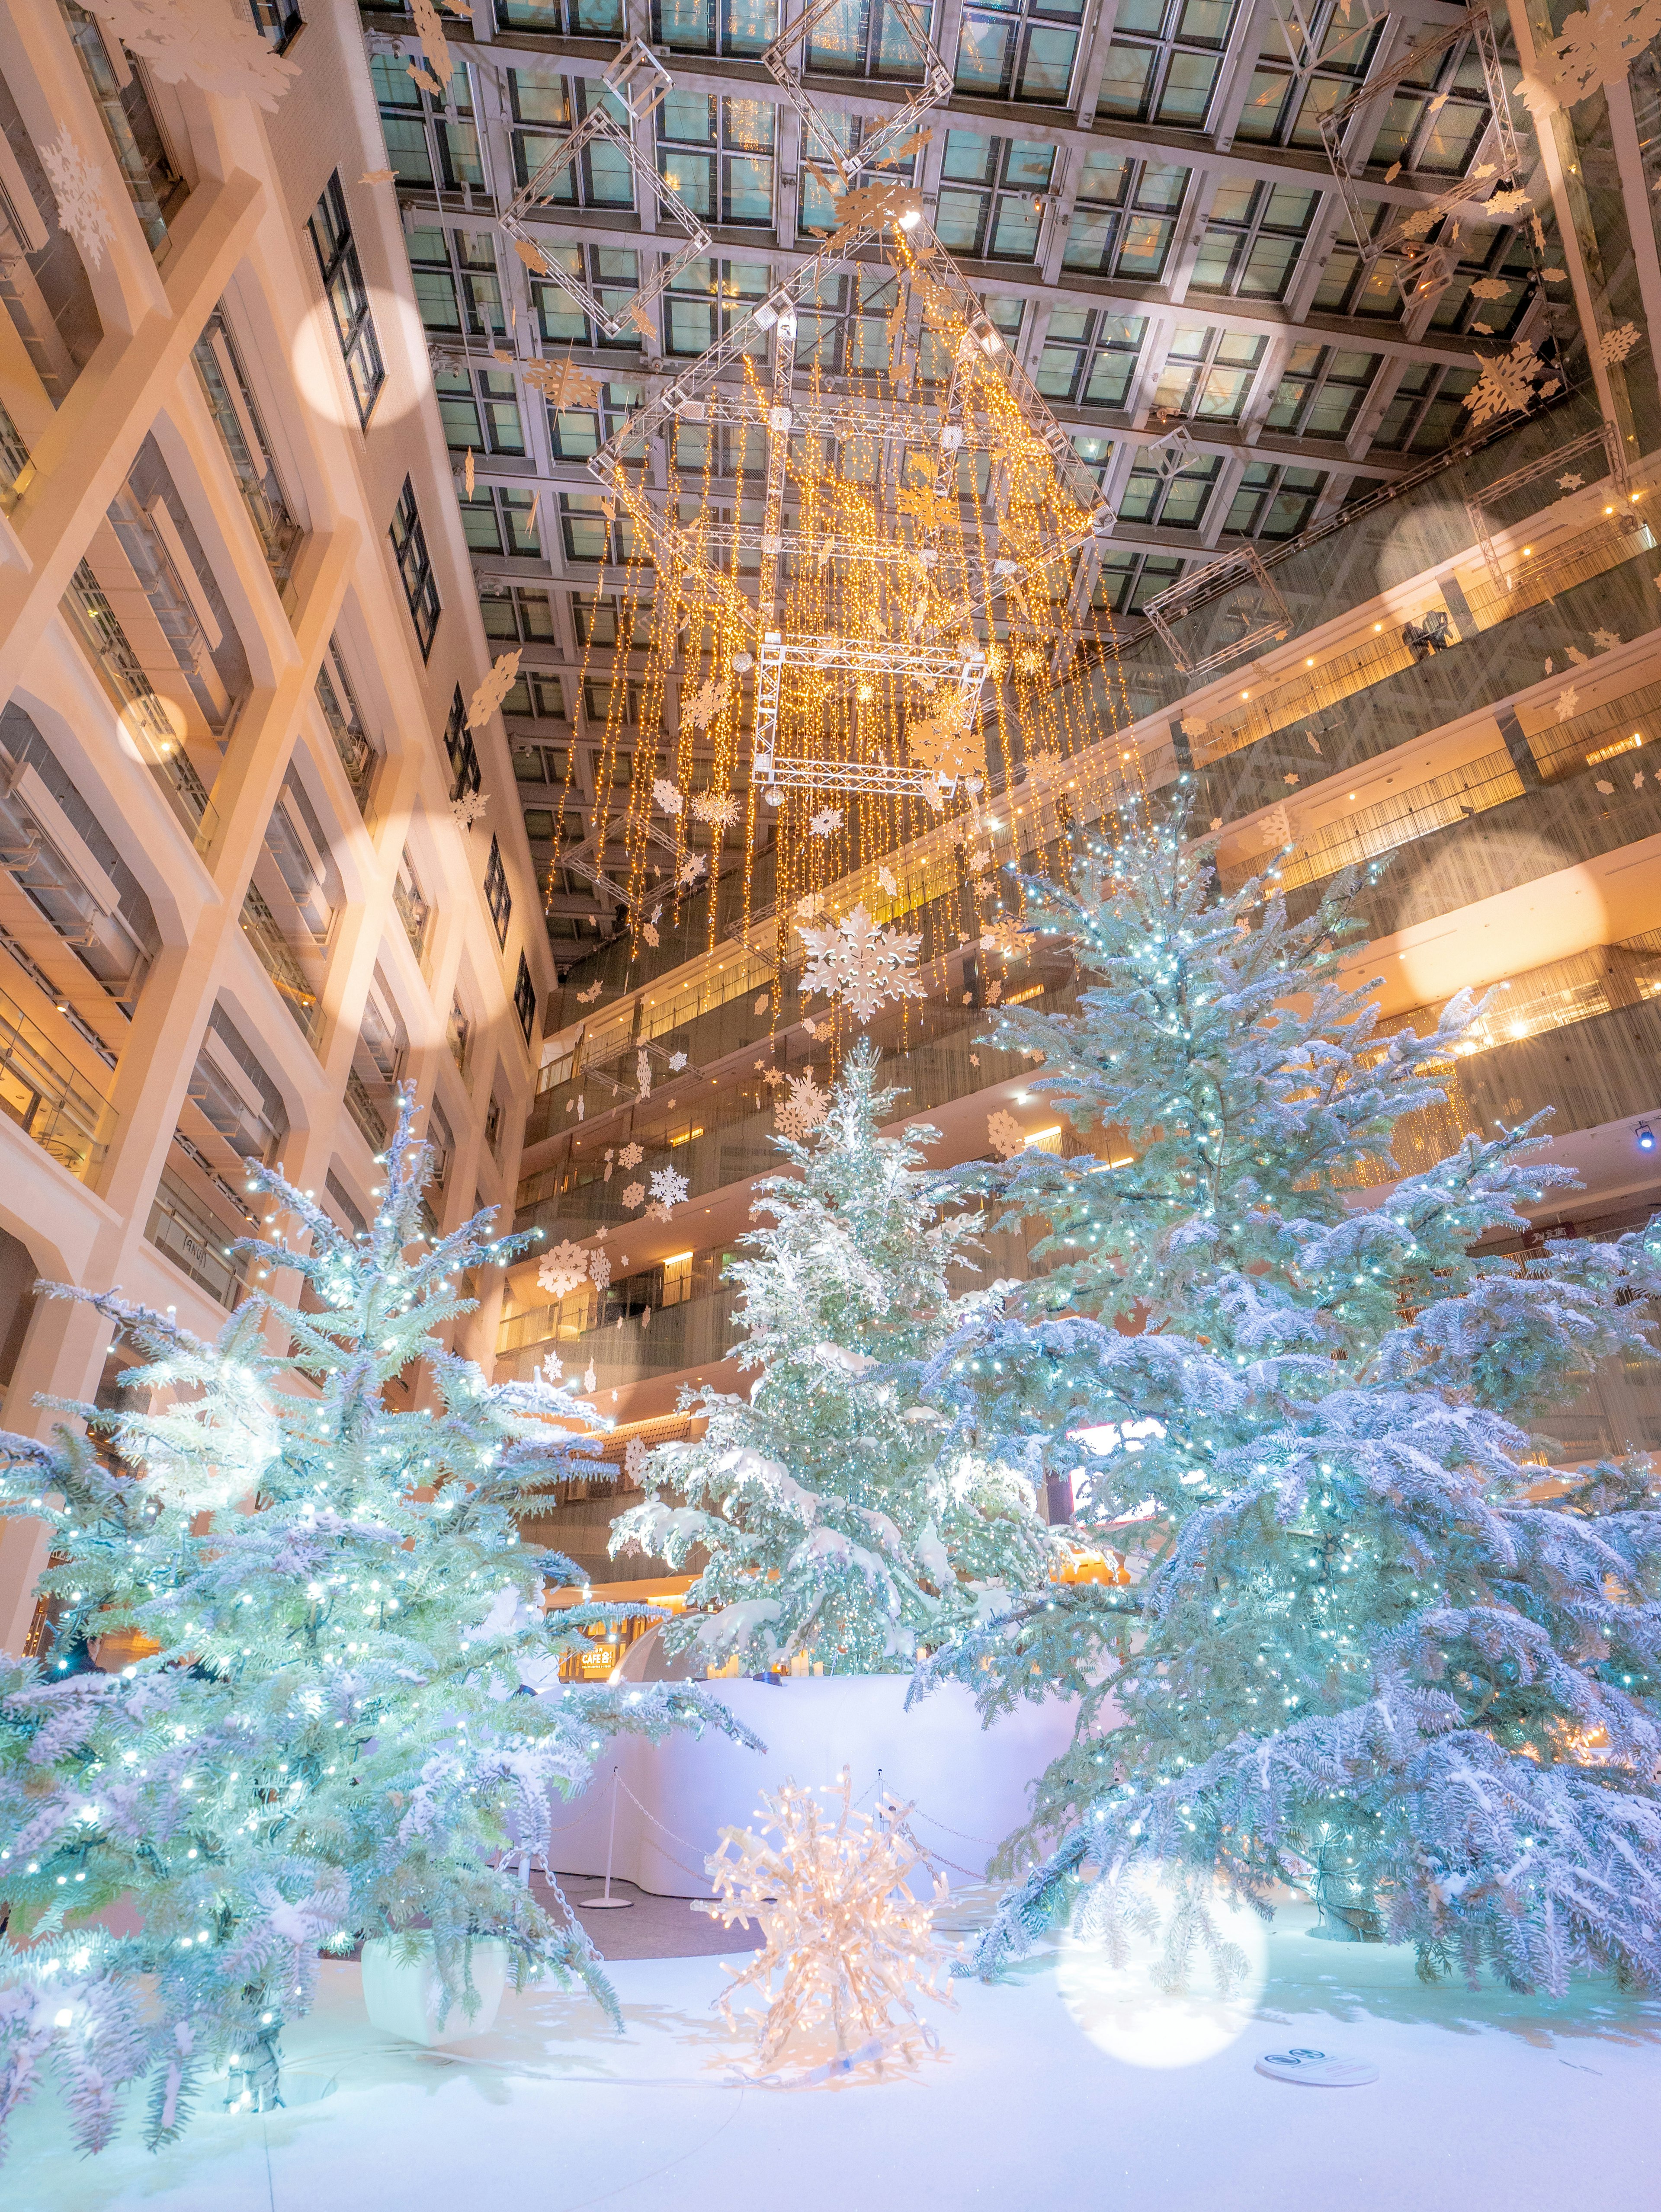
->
0;1091;739;2161
611;1045;1054;1671
917;802;1661;1994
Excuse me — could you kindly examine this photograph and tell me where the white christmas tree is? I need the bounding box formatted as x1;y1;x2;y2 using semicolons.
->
918;803;1661;1995
0;1090;742;2159
610;1045;1055;1671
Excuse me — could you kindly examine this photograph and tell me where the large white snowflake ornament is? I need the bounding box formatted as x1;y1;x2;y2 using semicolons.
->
537;1240;590;1300
986;1110;1026;1159
809;807;844;838
698;1770;954;2085
80;0;301;108
40;129;116;268
797;904;927;1024
1600;321;1642;366
589;1248;612;1294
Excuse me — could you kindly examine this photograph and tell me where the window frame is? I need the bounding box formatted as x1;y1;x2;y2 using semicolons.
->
306;172;386;428
484;835;513;948
389;477;440;660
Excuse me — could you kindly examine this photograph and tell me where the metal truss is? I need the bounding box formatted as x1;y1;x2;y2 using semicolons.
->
499;41;711;339
678;389;1004;452
762;0;953;190
1464;421;1628;595
1142;546;1292;678
753;630;989;798
1317;6;1521;267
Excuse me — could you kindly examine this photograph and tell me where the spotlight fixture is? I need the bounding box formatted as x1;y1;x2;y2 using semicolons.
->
1639;1122;1656;1154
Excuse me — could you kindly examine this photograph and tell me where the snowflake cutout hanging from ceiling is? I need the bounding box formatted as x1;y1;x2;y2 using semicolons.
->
653;778;683;816
983;918;1034;964
650;1166;689;1210
538;1240;590;1300
620;1180;646;1210
466;649;522;731
80;0;301;108
618;1142;644;1170
449;788;490;830
809;807;845;838
986;1110;1026;1159
678;852;708;888
798;904;927;1024
589;1248;612;1294
774;1072;829;1143
683;677;731;732
39;129;116;268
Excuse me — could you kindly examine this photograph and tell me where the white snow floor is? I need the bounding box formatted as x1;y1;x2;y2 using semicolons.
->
9;1904;1658;2212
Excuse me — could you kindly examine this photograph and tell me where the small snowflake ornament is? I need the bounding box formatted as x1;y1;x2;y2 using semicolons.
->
1600;321;1642;366
877;865;899;897
775;1073;830;1142
649;1166;689;1210
652;777;683;816
466;650;522;731
669;1050;689;1072
620;1180;646;1210
624;1436;649;1484
986;1110;1025;1159
678;852;708;888
1556;685;1580;721
450;788;490;830
589;1249;612;1294
683;677;730;732
809;807;844;838
618;1142;644;1170
1590;627;1622;652
1558;472;1585;491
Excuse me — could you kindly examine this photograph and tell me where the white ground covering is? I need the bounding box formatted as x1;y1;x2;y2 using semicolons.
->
7;1904;1656;2212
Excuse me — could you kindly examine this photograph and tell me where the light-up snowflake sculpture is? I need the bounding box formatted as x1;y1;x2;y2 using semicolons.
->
774;1073;829;1143
699;1770;954;2084
690;790;741;827
538;1240;590;1300
798;905;927;1024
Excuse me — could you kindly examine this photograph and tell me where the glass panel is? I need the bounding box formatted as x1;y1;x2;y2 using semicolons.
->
1098;42;1157;118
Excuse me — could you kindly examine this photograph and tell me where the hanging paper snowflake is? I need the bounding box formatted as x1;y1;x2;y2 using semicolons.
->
986;1110;1026;1159
466;649;522;730
643;923;660;947
689;789;741;827
683;677;731;731
541;1350;562;1384
576;980;604;1005
649;1166;689;1209
39;129;116;268
618;1142;644;1170
699;1770;954;2084
668;1051;688;1071
620;1181;646;1210
538;1241;590;1300
877;865;899;897
1600;322;1642;367
636;1048;652;1095
678;852;708;888
1556;685;1581;721
624;1436;649;1484
589;1249;612;1294
983;918;1034;964
798;904;927;1024
1591;627;1622;651
652;777;683;816
450;788;490;830
80;0;301;108
775;1073;829;1143
1462;340;1549;426
809;807;844;838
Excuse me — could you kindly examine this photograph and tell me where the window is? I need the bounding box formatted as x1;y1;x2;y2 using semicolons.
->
1117;449;1223;530
1188;180;1316;301
573;592;655;648
1224;463;1327;539
406;227;505;340
532;244;642;349
481;586;556;643
503;674;568;723
806;0;936;79
514;952;538;1044
1265;345;1379;437
368;54;482;192
1152;325;1268;423
307;174;385;426
509;72;635;206
936;133;1054;262
1310;221;1402;319
1037;310;1148;408
484;836;513;945
389;478;439;659
1234;0;1381;148
1061;153;1189;281
799;113;919;231
497;0;624;29
448;999;471;1075
654;0;778;57
248;0;303;48
797;262;901;375
1098;0;1239;128
657;95;775;226
956;0;1084;104
427;1094;454;1187
559;490;629;563
459;485;542;557
663;258;770;357
1093;547;1185;612
1425;219;1537;339
1371;361;1479;452
445;686;481;801
548;375;643;461
660;1248;694;1306
484;1094;503;1156
435;367;525;455
1365;35;1492;176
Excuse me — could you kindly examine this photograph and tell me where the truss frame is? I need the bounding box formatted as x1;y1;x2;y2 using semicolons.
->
762;0;953;190
499;41;711;339
1142;545;1292;678
1463;421;1628;595
753;630;989;799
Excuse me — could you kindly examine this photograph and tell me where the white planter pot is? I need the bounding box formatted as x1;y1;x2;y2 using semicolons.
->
361;1935;509;2046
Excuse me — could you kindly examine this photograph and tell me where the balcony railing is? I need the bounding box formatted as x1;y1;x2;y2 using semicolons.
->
239;883;322;1046
345;1066;388;1150
61;562;218;852
0;982;115;1183
191;309;302;599
315;660;377;815
145;1168;245;1307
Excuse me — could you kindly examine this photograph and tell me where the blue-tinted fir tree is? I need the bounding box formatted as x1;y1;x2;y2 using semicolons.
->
917;804;1661;1994
610;1044;1054;1671
0;1091;741;2161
